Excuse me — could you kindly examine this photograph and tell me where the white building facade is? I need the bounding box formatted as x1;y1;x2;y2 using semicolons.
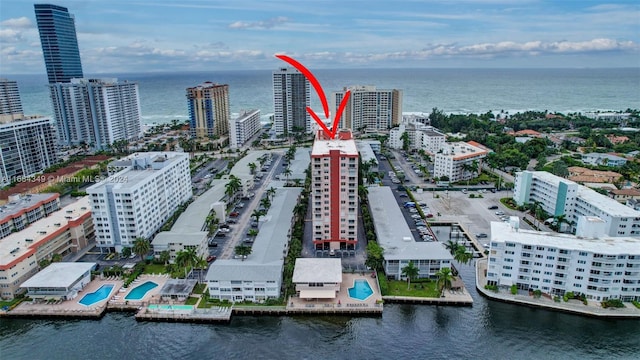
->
272;67;310;136
513;171;640;237
0;78;24;123
433;142;487;182
87;152;192;251
389;122;446;153
50;78;142;149
229;109;260;148
487;220;640;302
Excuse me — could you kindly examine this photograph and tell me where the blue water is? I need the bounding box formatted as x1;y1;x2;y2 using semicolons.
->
125;281;158;300
78;284;114;306
348;280;374;301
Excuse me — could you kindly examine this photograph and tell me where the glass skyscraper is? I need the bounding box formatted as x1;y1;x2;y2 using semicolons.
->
34;4;83;83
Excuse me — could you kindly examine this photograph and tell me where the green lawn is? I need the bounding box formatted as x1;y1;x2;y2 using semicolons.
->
142;263;167;275
385;280;441;298
193;283;207;294
185;297;199;306
0;297;23;309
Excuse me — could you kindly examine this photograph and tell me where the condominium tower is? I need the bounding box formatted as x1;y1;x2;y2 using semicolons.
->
272;67;311;136
50;78;142;149
0;79;24;123
87;152;192;252
34;4;83;84
333;85;402;132
310;130;359;252
186;82;230;139
229;109;261;148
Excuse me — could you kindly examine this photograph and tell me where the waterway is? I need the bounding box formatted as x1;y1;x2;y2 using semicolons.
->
1;264;639;360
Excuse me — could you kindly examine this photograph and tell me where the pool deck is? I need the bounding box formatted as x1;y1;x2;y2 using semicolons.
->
4;279;124;319
108;274;169;310
135;305;233;323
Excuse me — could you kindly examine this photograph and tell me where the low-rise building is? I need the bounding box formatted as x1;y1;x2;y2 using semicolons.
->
19;262;96;301
608;189;640;204
356;141;378;172
292;258;342;300
229;109;261;148
206;187;302;302
568;166;623;184
486;219;640;302
152;179;228;263
0;193;60;239
513;170;640;237
581;153;627;167
367;187;453;280
0;197;94;299
433;142;487;183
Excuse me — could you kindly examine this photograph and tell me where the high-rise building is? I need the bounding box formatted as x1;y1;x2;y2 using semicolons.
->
272;67;310;136
333;85;402;132
310;130;359;252
186;82;231;139
229;109;261;148
0;117;59;187
50;78;142;149
87;152;192;252
0;79;24;123
34;4;84;84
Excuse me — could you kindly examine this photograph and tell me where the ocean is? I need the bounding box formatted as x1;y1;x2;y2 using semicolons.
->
11;68;640;127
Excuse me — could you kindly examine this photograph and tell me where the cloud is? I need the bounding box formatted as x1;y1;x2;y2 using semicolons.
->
0;29;23;43
228;16;289;30
1;17;33;29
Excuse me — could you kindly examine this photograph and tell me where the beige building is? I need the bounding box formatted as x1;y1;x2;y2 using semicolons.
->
433;141;488;183
186;82;230;139
333;85;402;132
0;197;94;300
292;258;342;300
0;193;60;240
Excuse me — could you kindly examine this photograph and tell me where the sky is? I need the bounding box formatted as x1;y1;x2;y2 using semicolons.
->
0;0;639;74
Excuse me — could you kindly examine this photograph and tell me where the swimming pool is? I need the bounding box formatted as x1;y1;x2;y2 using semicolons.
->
125;281;158;300
348;279;374;301
79;284;114;306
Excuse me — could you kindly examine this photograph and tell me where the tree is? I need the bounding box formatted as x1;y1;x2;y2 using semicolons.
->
358;185;369;204
283;166;292;183
225;175;242;202
175;248;199;278
400;131;410;151
260;197;271;210
454;246;473;265
401;261;420;289
247;229;259;237
252;209;264;223
234;245;252;261
365;241;384;271
266;187;277;201
121;247;132;258
159;250;170;266
133;238;150;261
436;267;454;296
444;240;459;256
51;253;63;263
461;162;475;189
248;162;257;175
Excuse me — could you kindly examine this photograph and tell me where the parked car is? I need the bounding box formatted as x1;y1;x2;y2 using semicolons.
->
488;205;499;210
399;194;408;198
425;213;434;218
495;211;505;216
219;224;230;229
214;233;226;238
230;212;240;217
208;241;218;247
476;233;488;238
207;255;217;262
226;219;237;224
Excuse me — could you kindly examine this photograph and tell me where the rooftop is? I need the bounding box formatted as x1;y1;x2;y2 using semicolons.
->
230;150;270;179
205;187;302;282
20;262;95;289
311;130;358;156
0;197;91;269
0;193;59;224
367;187;452;261
292;258;342;283
356;141;377;165
439;142;488;161
171;179;228;233
288;148;311;180
491;221;640;254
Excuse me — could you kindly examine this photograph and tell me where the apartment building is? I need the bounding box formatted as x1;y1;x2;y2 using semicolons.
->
333;85;402;132
206;187;301;302
486;219;640;302
513;171;640;237
581;153;627;167
0;79;23;123
87;152;192;252
0;197;94;300
0;193;60;239
389;122;446;154
50;78;142;149
272;67;310;136
186;82;230;139
310;130;359;251
433;141;487;182
229;109;261;148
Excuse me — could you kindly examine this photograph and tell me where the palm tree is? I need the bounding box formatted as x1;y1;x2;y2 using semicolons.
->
444;240;459;256
159;250;170;266
293;203;306;221
282;166;292;183
247;228;259;237
266;187;277;201
401;261;420;289
462;162;475;190
225;175;242;202
358;185;369;204
252;209;264;223
175;248;199;278
133;238;150;261
454;245;473;265
260;197;271;210
234;245;252;261
436;267;454;296
248;162;257;175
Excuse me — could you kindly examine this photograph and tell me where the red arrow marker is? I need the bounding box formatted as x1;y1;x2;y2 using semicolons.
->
276;54;350;139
